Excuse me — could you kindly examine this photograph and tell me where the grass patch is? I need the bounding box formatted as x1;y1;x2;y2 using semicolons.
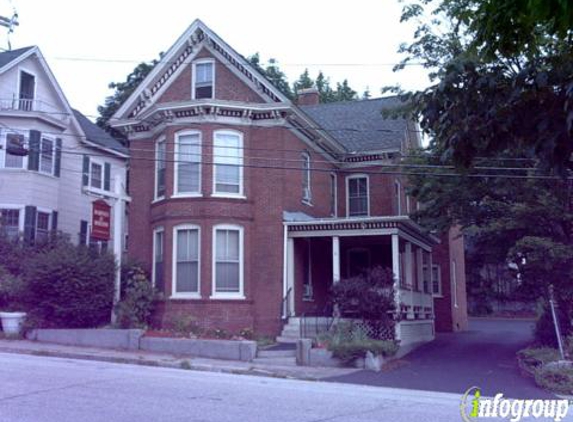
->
517;347;560;376
180;360;192;370
535;365;573;395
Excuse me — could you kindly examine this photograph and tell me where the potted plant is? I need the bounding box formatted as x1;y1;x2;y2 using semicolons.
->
0;270;28;335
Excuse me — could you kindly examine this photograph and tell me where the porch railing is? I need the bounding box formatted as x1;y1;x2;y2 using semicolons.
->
299;305;334;339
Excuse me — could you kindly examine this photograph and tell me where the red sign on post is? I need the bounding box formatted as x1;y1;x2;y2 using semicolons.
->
91;199;111;241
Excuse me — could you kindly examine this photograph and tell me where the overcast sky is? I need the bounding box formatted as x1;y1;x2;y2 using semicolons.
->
1;0;430;120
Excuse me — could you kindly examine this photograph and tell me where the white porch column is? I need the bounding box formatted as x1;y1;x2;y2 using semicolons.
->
332;236;340;283
391;234;401;341
286;238;295;317
111;177;128;324
404;242;415;319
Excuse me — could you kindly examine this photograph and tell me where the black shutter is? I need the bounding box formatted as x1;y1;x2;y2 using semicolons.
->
51;211;58;231
54;138;62;177
28;130;41;171
79;220;88;245
82;155;90;187
104;162;111;191
24;206;37;244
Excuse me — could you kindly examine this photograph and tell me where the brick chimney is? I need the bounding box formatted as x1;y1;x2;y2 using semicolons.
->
296;88;320;106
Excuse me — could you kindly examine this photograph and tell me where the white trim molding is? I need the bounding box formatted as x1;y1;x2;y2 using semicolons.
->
345;173;370;217
174;130;202;197
211;223;245;299
171;223;201;299
212;129;244;198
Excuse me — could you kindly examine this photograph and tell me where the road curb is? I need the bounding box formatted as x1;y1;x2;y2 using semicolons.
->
0;346;319;381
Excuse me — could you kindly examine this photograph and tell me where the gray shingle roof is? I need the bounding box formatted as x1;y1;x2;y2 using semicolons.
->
0;46;34;69
299;96;409;153
73;109;128;155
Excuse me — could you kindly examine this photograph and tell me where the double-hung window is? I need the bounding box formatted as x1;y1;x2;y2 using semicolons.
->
40;138;54;174
175;131;201;196
5;133;25;168
36;211;50;242
213;130;243;196
90;162;103;189
0;209;20;239
213;225;243;298
346;175;369;217
173;225;200;297
155;138;166;199
152;227;164;292
302;152;311;203
193;60;214;99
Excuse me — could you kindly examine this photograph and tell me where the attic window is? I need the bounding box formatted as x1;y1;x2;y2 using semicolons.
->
193;60;214;99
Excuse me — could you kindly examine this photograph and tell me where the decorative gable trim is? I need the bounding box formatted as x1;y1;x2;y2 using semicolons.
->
113;20;291;122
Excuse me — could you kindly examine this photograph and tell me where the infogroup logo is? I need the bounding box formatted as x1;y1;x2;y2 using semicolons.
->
460;387;570;422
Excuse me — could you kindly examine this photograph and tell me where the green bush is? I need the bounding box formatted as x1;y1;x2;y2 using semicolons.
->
329;339;399;363
535;365;573;395
534;305;571;347
0;266;27;311
25;242;115;328
517;347;560;376
114;266;156;329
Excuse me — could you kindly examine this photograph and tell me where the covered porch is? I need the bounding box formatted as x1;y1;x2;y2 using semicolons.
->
281;215;439;345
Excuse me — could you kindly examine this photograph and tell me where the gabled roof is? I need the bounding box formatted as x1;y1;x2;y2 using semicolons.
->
73;109;128;155
113;19;291;122
300;97;410;153
0;46;34;70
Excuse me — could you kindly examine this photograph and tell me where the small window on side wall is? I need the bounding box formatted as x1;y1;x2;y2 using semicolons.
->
302;152;311;203
193;60;214;99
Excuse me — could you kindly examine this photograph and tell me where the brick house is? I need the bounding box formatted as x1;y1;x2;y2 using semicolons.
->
112;20;467;343
0;46;128;249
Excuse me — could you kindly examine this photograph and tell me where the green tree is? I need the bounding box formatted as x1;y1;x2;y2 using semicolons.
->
293;68;315;94
248;53;294;99
97;56;161;142
396;0;573;336
334;79;358;102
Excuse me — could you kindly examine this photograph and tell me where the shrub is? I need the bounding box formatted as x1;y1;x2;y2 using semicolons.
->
330;266;396;337
166;314;201;337
329;339;399;363
25;242;115;328
114;266;156;329
535;365;573;395
0;266;27;311
517;347;560;376
238;327;254;340
534;304;571;347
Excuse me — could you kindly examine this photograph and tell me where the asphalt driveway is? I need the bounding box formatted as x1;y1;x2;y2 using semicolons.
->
326;318;555;399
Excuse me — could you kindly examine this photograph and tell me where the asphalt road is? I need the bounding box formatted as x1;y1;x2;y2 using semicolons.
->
327;318;553;399
0;352;500;422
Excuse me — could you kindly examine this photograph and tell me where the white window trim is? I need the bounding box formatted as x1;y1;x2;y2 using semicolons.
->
171;224;201;299
0;204;25;235
174;130;202;197
301;151;312;205
192;58;215;100
211;224;245;300
1;131;28;170
35;207;52;239
431;264;443;297
330;172;337;217
212;129;244;198
88;158;105;190
39;136;56;176
452;260;458;308
152;226;164;289
17;67;37;107
345;174;370;217
395;179;402;216
154;137;166;201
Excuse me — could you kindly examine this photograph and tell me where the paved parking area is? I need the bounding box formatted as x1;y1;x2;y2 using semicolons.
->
325;318;555;399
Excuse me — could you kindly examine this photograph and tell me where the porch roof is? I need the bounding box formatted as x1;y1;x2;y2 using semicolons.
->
283;213;439;249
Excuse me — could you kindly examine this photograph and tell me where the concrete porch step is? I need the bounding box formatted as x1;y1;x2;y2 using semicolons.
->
252;356;297;367
257;349;296;358
275;336;300;344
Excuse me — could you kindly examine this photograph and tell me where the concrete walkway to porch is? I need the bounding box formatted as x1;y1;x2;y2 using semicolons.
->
324;318;555;399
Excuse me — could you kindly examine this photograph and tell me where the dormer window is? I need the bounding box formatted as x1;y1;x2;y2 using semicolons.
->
193;60;214;99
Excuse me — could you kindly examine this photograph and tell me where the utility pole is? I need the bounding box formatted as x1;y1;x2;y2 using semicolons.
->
0;3;18;51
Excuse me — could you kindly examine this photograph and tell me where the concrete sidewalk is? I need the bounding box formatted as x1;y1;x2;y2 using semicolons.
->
0;339;358;381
